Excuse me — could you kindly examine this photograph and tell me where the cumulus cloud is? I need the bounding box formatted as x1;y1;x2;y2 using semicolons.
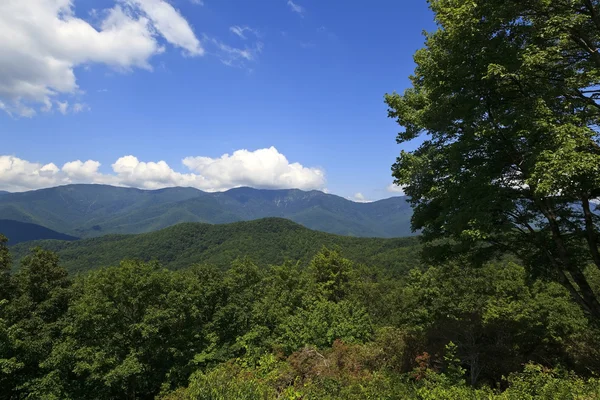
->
0;156;65;192
62;160;102;180
0;147;326;192
287;0;304;16
111;155;204;189
387;183;406;195
183;147;325;190
0;0;202;117
351;192;372;203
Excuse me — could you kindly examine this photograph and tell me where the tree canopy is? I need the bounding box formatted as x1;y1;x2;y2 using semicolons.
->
386;0;600;318
1;243;599;399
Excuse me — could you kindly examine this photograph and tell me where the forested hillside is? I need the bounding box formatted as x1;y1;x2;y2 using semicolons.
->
0;184;413;238
0;219;78;245
1;237;599;399
10;218;419;274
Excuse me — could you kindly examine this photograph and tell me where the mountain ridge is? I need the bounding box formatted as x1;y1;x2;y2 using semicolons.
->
0;219;78;245
0;184;413;238
9;217;419;274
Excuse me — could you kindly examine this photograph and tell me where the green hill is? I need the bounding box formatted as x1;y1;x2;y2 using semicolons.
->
0;219;78;245
0;184;413;238
10;218;420;274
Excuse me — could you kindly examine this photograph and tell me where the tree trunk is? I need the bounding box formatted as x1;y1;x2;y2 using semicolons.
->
581;196;600;272
538;199;600;320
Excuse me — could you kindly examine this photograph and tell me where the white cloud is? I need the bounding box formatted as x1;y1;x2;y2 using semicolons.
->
0;156;65;192
0;0;202;117
62;159;103;181
0;147;326;192
111;155;203;189
190;0;204;5
203;35;263;67
387;183;406;195
183;147;325;190
56;101;88;115
72;103;90;113
229;25;259;40
287;0;304;16
126;0;203;56
351;192;372;203
58;101;69;115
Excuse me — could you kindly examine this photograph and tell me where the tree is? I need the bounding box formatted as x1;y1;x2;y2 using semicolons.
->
386;0;600;317
309;247;353;302
278;299;373;353
44;260;211;399
0;248;71;399
398;261;588;385
0;234;18;399
0;234;12;301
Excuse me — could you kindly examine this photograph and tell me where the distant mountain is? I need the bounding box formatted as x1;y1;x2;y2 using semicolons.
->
10;218;420;274
0;184;414;238
0;219;78;245
0;191;9;197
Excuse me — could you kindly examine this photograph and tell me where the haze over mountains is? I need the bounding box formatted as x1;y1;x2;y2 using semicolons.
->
0;184;413;239
0;220;78;245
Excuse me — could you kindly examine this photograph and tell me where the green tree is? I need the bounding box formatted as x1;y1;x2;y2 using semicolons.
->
236;261;310;361
0;234;12;301
399;261;588;384
278;300;373;353
0;234;18;398
0;248;72;398
44;260;212;399
309;247;353;302
386;0;600;318
197;258;264;366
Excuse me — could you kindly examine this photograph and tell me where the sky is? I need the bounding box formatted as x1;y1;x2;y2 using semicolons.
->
0;0;436;201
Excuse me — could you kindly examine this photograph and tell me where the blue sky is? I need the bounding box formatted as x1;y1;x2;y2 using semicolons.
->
0;0;435;201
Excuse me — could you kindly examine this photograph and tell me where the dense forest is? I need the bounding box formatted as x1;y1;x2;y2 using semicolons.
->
3;0;600;398
8;219;419;274
2;235;600;399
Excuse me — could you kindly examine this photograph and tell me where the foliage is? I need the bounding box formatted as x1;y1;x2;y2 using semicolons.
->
501;363;600;400
278;300;373;353
0;248;72;399
385;0;600;317
1;241;599;399
165;356;600;400
396;261;590;384
9;218;421;274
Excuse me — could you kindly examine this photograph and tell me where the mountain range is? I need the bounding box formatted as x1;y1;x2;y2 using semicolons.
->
0;184;413;238
0;219;78;245
10;218;420;274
